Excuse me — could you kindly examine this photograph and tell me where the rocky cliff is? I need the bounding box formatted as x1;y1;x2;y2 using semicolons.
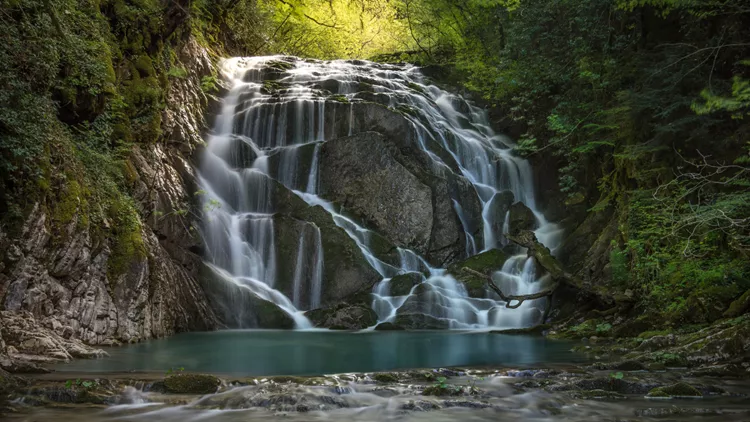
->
0;38;219;370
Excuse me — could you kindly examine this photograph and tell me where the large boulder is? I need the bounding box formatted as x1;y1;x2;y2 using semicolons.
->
487;191;515;238
320;132;434;252
393;313;450;330
507;202;536;235
389;273;424;296
305;303;378;330
199;265;295;329
286;205;384;307
447;249;510;298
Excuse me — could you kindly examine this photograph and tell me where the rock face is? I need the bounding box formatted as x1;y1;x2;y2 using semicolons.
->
447;249;509;298
319;102;484;267
320;132;434;252
306;303;378;330
507;202;536;235
0;38;219;368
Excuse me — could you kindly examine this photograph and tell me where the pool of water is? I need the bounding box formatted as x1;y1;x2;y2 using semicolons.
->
52;330;583;376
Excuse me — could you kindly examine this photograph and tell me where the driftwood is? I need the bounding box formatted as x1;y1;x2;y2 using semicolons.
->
461;267;559;309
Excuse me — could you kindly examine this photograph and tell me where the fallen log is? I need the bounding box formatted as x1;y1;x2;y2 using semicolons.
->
461;267;558;309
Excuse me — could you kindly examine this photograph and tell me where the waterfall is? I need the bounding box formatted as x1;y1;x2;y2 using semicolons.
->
199;56;564;330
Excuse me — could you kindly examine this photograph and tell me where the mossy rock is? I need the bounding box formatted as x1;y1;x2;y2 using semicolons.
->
389;272;423;296
375;322;405;331
447;249;509;298
372;373;399;383
490;324;551;335
646;382;701;398
164;374;220;394
724;288;750;318
329;94;349;103
422;385;463;396
305;303;378;330
393;313;450;330
610;360;647;371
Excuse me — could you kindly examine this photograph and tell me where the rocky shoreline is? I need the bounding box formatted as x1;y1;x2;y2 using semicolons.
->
1;358;749;421
1;317;749;420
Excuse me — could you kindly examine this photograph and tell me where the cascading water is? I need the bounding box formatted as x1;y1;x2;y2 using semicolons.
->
199;56;564;330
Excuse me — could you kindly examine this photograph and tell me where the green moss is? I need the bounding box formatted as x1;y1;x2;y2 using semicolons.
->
646;382;701;398
164;374;220;394
389;272;422;296
407;82;427;95
422;384;462;396
51;179;86;226
447;249;509;298
266;60;295;72
724;289;750;318
329;94;349;103
262;80;283;95
637;330;672;340
133;55;156;77
372;373;399;383
106;196;146;280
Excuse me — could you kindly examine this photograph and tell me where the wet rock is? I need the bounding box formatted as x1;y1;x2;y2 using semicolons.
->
26;380;117;405
507;202;536;235
422;385;464;396
0;36;219;360
490;324;551;335
284;205;383;307
164;373;221;394
200;264;295;329
401;400;442;411
442;400;493;408
393;313;450;330
305;303;377;330
371;373;399;383
552;377;660;395
486;190;515;236
320;132;434;252
374;322;405;331
447;249;509;298
636;407;726;417
724;288;750;318
571;389;626;399
389;272;423;296
636;334;677;351
609;360;648;371
688;364;746;378
646;382;702;398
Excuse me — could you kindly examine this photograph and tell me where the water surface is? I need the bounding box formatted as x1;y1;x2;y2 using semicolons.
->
52;330;581;376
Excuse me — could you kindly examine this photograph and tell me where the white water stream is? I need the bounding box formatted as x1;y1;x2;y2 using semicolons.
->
198;56;564;329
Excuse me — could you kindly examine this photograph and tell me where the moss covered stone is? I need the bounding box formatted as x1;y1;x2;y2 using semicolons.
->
389;272;422;296
724;288;750;318
646;382;701;398
447;249;509;298
372;373;400;383
164;374;220;394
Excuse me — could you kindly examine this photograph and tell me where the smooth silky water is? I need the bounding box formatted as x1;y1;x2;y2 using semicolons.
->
199;56;564;330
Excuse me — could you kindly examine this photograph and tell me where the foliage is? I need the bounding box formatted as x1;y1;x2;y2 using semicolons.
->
396;0;750;326
257;0;408;59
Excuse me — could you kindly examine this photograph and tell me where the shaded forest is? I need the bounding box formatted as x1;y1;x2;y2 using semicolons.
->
1;0;749;335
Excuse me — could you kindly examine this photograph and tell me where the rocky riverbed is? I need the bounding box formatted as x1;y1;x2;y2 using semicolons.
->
2;361;750;421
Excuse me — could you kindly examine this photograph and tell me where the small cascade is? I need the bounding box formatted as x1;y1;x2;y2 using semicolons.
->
200;56;564;330
291;223;324;309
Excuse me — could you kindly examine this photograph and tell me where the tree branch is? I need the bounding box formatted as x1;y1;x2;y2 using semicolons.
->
462;267;558;309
